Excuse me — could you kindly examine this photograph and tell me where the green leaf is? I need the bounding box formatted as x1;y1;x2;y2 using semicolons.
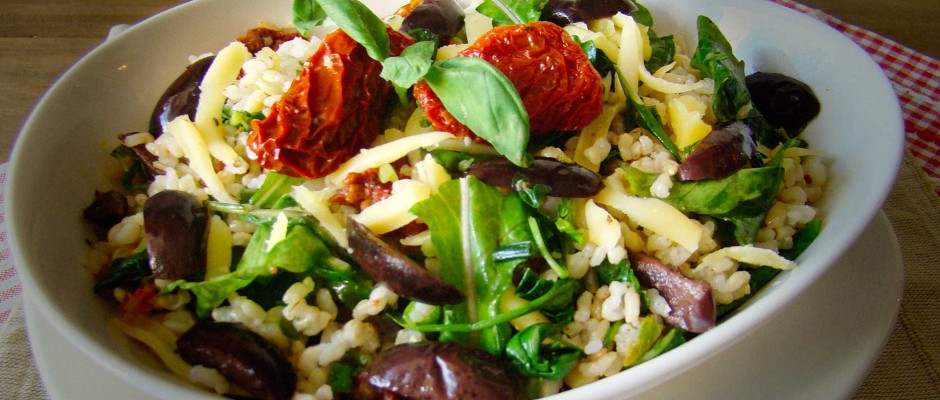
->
505;322;581;379
623;165;783;243
292;0;328;36
573;35;615;78
626;0;653;27
716;266;780;318
316;0;390;61
94;248;151;294
424;58;530;166
637;327;686;364
110;145;152;191
691;16;750;124
380;41;436;88
622;315;663;367
250;172;305;209
645;32;675;73
476;0;545;26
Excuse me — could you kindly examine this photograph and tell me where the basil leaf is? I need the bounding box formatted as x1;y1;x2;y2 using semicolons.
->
425;57;530;166
316;0;390;61
380;41;436;88
626;0;653;27
573;36;615;77
292;0;328;36
645;32;675;73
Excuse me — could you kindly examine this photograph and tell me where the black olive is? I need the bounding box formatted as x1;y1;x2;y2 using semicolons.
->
467;156;603;198
347;217;464;305
540;0;637;27
677;121;756;181
746;71;821;132
149;55;215;137
400;0;465;43
142;190;208;280
83;190;130;230
633;253;715;333
355;341;519;400
177;321;296;400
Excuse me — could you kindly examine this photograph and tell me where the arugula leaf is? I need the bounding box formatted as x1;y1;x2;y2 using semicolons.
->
505;321;581;379
476;0;546;26
425;58;531;166
250;172;305;209
315;0;390;61
292;0;328;36
380;41;437;88
410;177;518;351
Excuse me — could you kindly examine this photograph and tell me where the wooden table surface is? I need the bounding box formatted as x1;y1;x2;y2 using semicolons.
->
0;0;937;398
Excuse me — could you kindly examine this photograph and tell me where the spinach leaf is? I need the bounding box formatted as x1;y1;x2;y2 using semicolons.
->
624;92;681;159
505;321;581;379
314;0;390;61
690;15;789;148
690;16;749;124
623;166;782;243
425;58;531;166
573;36;615;77
626;0;653;27
292;0;328;36
94;248;151;294
476;0;546;26
645;31;675;73
780;218;822;260
380;41;436;88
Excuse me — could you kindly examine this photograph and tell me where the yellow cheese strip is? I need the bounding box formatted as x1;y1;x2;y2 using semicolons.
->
291;185;348;249
354;179;431;234
111;318;192;379
585;199;621;249
326;131;454;186
574;104;621;172
595;187;701;253
699;245;797;270
205;215;233;280
166;116;238;204
194;42;250;174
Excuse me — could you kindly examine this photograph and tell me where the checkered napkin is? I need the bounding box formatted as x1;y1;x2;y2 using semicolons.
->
772;0;940;195
1;0;939;368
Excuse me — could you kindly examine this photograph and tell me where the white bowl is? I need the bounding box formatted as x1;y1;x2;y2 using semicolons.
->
8;0;903;398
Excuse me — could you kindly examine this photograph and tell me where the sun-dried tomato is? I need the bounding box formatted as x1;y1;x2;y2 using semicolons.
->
247;28;413;179
413;21;603;139
330;168;393;210
237;27;303;54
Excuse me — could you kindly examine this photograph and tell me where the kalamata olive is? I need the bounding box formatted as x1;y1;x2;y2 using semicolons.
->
177;321;296;400
355;341;519;400
118;132;163;176
83;190;129;230
540;0;637;27
677;121;756;181
467;157;603;197
633;253;716;333
399;0;465;42
142;190;208;280
148;55;215;136
347;218;464;305
745;71;821;132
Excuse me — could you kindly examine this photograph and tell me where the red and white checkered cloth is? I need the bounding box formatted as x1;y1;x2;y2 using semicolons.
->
0;0;938;330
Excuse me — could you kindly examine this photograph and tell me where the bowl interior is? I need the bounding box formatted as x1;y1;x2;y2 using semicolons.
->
7;0;903;398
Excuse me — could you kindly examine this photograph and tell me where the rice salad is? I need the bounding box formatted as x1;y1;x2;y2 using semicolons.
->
81;0;826;399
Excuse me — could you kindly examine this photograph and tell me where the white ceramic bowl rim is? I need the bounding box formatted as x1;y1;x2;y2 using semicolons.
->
8;0;904;398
